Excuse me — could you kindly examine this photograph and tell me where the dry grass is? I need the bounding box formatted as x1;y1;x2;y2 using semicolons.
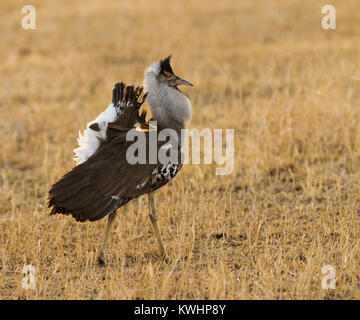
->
0;0;359;299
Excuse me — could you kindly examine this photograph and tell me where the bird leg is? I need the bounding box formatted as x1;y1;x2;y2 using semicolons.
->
98;210;117;266
148;192;170;262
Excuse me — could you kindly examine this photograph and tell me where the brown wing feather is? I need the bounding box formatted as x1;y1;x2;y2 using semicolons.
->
48;132;176;221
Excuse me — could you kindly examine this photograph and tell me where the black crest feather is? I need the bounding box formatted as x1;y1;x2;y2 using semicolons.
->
160;55;174;75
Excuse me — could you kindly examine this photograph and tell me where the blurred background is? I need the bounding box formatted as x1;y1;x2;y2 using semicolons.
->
0;0;359;299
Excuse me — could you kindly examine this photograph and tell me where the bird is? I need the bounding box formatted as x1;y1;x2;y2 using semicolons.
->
48;56;193;265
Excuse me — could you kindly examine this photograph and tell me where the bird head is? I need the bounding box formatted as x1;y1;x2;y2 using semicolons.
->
143;55;193;130
157;55;193;88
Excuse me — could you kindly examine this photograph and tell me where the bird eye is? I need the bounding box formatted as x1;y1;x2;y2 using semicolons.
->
164;71;172;78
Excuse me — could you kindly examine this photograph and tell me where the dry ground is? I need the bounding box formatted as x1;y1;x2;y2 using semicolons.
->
0;0;359;299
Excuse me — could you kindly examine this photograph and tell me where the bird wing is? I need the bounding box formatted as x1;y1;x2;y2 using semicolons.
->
48;83;181;222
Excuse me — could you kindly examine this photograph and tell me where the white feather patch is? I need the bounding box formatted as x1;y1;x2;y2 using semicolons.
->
73;103;117;164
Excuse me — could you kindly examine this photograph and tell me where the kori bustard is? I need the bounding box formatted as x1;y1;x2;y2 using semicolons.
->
48;56;193;265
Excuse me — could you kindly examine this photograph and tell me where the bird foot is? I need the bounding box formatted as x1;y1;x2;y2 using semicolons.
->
97;252;106;266
162;253;172;264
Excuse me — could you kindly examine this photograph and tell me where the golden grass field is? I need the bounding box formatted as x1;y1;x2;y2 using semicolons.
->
0;0;359;299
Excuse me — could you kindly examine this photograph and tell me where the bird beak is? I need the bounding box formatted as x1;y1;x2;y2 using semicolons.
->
175;76;194;86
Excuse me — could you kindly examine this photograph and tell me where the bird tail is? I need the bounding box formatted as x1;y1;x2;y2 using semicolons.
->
73;83;148;164
110;82;148;129
47;82;147;222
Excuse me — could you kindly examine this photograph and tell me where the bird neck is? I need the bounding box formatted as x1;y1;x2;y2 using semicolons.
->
144;64;191;138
